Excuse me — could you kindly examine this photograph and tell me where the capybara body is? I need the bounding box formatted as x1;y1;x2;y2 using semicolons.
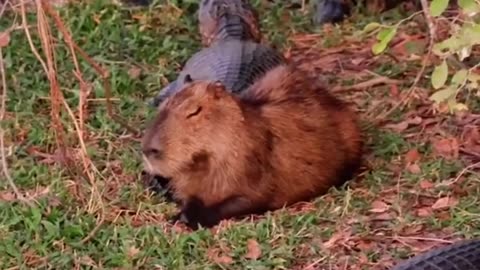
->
141;64;363;229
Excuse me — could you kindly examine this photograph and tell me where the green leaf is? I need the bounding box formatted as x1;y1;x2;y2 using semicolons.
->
451;69;468;85
376;27;396;41
430;87;457;104
372;27;397;55
431;60;449;89
430;0;449;17
458;0;480;14
362;22;382;33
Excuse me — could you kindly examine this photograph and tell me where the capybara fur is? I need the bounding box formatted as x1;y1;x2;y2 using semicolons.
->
141;64;363;229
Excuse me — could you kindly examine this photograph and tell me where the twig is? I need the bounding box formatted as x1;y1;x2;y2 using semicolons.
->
436;161;480;186
392;236;454;244
332;77;401;92
0;47;33;207
79;213;105;244
302;257;327;270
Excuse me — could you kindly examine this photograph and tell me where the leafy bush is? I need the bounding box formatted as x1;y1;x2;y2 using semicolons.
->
363;0;480;113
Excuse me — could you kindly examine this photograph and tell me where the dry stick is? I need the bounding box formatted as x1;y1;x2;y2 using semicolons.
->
34;0;71;169
332;77;401;93
40;0;97;184
42;2;140;136
39;1;108;243
437;161;480;187
0;47;33;207
374;0;436;124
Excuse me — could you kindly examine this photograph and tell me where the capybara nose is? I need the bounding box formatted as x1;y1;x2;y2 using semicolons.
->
142;146;163;159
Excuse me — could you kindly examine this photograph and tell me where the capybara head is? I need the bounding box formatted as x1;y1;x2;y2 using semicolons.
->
141;79;244;180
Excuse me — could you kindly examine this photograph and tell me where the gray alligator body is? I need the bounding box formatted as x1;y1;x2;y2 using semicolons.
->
149;39;286;107
392;238;480;270
198;0;261;45
149;0;285;107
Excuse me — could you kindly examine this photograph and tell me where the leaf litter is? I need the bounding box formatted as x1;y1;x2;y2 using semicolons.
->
2;1;480;269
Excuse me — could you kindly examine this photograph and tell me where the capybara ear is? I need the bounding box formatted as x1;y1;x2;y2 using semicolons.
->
206;80;227;100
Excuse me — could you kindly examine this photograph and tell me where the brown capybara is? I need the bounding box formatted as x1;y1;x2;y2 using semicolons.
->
141;63;363;229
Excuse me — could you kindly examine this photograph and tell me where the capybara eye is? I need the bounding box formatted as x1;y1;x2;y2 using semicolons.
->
186;106;203;119
184;74;193;83
143;147;163;159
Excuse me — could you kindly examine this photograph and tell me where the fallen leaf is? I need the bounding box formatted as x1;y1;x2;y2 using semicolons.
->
405;149;421;163
385;116;423;132
431;197;458;210
437;211;452;221
0;191;16;201
128;66;142;79
417;207;433;217
358;253;369;264
419;180;434;189
207;248;233;264
407;163;421;174
323;230;350;249
356;239;376;250
0;31;10;48
369;200;389;213
372;213;394;221
390;84;399;97
402;224;424;235
432;137;459;159
244;239;261;260
127;246;140;258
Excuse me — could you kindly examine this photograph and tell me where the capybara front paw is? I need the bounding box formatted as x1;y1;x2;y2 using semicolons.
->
180;197;221;229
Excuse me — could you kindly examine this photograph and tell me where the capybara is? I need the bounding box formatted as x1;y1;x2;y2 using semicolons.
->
141;63;363;229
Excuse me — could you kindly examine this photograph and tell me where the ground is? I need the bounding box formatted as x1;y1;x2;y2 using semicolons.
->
0;0;479;269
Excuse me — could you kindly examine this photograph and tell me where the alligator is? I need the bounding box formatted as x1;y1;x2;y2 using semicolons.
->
198;0;262;46
149;39;286;107
148;0;286;107
392;238;480;270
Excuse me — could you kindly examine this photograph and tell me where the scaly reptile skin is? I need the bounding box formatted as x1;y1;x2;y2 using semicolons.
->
392;238;480;270
149;39;286;107
198;0;261;46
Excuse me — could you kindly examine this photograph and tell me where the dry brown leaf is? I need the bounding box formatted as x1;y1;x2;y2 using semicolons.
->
385;116;422;132
402;224;424;235
431;197;459;210
127;245;140;258
407;163;421;174
323;230;350;249
0;31;10;48
356;239;376;251
405;149;421;163
419;180;434;189
369;200;389;213
244;239;262;260
432;138;459;160
128;66;142;79
0;191;16;201
417;207;433;217
207;248;233;265
372;213;394;221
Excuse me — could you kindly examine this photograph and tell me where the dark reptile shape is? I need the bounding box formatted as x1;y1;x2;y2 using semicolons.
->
198;0;261;46
149;39;286;107
392;238;480;270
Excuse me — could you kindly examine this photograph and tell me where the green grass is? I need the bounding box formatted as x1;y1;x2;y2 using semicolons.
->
1;0;479;269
